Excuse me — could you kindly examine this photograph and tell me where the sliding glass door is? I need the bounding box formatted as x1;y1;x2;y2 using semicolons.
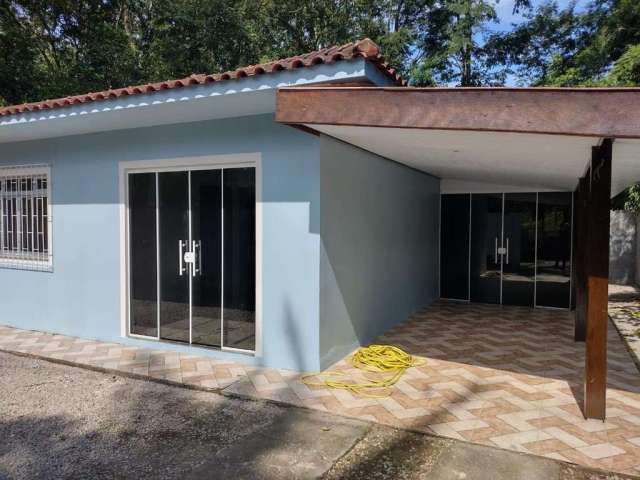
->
440;191;572;308
128;166;256;352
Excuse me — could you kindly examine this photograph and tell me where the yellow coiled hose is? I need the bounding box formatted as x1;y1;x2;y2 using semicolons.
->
302;344;424;398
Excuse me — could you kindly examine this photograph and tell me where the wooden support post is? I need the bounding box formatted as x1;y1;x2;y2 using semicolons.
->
584;139;612;420
574;174;589;341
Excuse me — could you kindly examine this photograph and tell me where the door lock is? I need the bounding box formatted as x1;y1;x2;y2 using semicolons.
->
183;251;195;263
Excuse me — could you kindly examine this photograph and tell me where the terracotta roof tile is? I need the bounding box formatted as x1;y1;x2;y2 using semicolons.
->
0;38;404;118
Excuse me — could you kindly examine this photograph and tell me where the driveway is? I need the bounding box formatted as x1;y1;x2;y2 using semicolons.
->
0;351;632;479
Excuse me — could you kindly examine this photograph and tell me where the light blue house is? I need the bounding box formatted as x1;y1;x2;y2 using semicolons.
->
3;38;621;377
0;40;440;371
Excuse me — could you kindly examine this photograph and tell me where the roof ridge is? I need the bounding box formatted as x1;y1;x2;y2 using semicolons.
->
0;38;404;118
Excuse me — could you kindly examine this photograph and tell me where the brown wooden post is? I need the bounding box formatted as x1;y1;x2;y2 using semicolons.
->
574;174;589;341
584;139;612;420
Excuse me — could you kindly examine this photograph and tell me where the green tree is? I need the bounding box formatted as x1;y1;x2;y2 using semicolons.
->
240;0;430;82
602;44;640;86
0;2;40;105
484;2;583;85
413;0;503;86
488;0;640;86
142;0;256;80
0;1;144;101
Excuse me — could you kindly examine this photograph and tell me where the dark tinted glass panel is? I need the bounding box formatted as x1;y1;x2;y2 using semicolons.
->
502;193;537;307
129;173;157;337
223;168;256;350
191;170;223;347
470;194;503;304
537;192;572;308
571;191;576;309
440;194;470;300
159;171;190;343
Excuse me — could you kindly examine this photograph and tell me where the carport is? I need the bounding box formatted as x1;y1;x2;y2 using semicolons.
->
276;86;640;421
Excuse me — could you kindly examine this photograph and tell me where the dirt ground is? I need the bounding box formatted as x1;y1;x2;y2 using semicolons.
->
0;351;635;480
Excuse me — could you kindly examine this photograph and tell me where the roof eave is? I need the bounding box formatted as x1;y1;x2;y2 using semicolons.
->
0;60;370;144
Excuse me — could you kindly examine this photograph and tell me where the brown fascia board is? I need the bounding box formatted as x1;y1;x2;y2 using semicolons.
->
276;87;640;139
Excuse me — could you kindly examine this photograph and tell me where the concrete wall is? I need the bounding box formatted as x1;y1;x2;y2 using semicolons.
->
610;210;637;285
318;136;440;368
0;114;322;371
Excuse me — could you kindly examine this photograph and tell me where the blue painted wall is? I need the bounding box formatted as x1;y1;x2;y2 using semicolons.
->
0;114;322;371
0;116;441;372
318;136;440;368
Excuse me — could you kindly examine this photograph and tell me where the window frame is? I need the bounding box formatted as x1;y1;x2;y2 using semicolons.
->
0;165;52;272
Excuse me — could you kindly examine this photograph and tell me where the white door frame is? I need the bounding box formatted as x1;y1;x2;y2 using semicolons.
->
118;153;262;357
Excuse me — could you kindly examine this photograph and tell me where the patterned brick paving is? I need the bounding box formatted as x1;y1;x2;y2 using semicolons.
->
2;301;640;475
0;331;250;390
226;302;640;475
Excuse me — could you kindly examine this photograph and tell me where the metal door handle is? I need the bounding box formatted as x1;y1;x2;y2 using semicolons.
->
198;241;202;275
506;238;510;264
178;240;186;276
192;240;202;277
494;238;498;264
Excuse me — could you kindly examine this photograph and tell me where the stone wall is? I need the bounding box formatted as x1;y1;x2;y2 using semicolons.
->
610;210;638;285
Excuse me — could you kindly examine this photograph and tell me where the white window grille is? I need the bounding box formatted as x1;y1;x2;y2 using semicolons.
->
0;165;52;271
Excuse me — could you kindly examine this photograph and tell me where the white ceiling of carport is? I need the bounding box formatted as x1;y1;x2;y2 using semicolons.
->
312;124;640;196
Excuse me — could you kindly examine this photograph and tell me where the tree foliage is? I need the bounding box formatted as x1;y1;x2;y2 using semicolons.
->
1;0;639;95
484;0;640;87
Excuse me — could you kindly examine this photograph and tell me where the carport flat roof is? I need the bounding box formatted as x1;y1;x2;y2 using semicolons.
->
276;87;640;195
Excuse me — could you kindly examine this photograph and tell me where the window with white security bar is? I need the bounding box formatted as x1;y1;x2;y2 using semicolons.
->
0;165;52;271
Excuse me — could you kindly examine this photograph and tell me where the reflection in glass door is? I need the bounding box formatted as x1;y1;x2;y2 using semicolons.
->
502;193;537;307
128;173;158;337
191;170;222;347
223;168;256;350
440;194;470;300
159;172;190;343
536;192;572;308
470;194;503;304
128;166;256;352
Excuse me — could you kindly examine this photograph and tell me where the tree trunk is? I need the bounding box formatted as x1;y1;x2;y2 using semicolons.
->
461;0;473;86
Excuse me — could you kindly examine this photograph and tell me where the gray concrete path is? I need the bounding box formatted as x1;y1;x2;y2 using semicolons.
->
0;351;634;480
